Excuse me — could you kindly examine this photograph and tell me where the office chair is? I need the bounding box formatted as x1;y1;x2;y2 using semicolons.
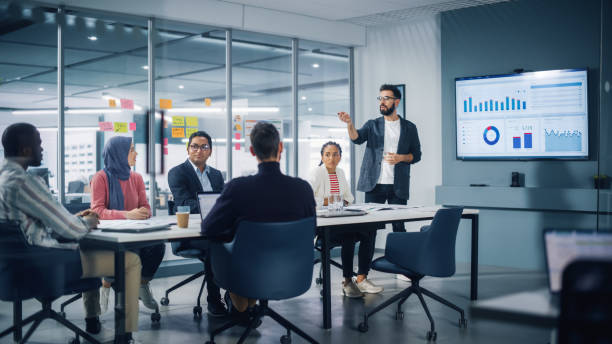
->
0;221;102;344
206;218;319;344
160;200;209;319
558;259;612;344
67;180;85;193
358;207;467;341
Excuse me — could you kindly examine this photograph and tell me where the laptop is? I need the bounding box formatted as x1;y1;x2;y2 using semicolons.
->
197;191;221;221
317;208;367;218
543;229;612;303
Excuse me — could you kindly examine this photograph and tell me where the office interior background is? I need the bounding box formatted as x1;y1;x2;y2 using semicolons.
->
0;0;610;330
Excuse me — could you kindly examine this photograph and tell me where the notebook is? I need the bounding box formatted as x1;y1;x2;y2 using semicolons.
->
99;218;173;233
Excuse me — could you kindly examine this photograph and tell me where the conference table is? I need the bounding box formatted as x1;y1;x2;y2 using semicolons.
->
83;206;480;341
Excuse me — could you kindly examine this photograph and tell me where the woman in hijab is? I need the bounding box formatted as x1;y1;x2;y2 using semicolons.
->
90;136;165;314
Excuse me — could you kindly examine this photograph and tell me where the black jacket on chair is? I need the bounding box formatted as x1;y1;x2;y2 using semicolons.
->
202;162;316;242
168;159;224;214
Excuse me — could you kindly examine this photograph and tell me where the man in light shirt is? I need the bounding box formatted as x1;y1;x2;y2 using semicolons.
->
338;84;422;284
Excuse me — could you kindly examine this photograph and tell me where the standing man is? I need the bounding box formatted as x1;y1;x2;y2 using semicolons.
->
338;84;422;232
168;130;227;317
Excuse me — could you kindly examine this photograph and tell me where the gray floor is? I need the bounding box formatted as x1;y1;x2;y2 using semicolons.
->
0;262;552;344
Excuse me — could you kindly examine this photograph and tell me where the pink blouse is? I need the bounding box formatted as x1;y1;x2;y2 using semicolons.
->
90;170;151;220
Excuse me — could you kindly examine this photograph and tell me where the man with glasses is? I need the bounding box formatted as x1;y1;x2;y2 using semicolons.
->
168;130;227;317
338;84;421;284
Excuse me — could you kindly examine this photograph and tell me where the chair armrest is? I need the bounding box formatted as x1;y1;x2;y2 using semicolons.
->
385;231;429;271
209;239;235;289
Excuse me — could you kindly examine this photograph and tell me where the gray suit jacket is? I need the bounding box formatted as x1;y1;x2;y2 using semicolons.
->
353;116;421;199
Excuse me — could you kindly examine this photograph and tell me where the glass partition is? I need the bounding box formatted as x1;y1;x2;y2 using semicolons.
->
599;0;612;231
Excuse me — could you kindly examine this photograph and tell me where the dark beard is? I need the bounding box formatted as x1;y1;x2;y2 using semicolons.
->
380;103;395;116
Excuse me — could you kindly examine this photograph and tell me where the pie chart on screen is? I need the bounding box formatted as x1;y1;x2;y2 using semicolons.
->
483;126;500;145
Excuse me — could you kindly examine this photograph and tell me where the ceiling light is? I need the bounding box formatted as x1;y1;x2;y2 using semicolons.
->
312;63;320;68
38;87;45;91
87;35;97;41
308;107;312;112
141;65;149;70
178;85;184;89
327;128;346;132
301;96;307;100
166;107;280;114
12;109;124;115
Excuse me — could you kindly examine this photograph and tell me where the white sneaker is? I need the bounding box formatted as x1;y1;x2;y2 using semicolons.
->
139;283;158;310
356;278;384;294
100;286;110;314
396;274;411;282
342;280;364;298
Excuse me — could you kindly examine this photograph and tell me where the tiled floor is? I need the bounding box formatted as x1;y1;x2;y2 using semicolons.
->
0;263;551;343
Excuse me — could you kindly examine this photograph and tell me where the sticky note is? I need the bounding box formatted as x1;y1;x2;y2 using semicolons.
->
186;116;198;127
108;99;117;108
120;98;134;110
234;132;241;139
163;138;168;145
163;147;168;155
172;116;185;126
234;143;240;150
186;128;198;137
160;99;172;109
129;122;136;131
113;122;128;133
172;127;185;138
204;98;212;106
98;122;113;131
235;123;242;131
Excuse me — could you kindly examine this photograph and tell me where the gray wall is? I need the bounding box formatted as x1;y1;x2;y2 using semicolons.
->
438;0;603;270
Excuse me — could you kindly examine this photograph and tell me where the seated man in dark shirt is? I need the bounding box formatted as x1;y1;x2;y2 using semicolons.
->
202;121;316;316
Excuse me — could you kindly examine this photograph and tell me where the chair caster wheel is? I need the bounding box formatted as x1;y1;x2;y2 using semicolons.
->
205;341;215;344
426;330;437;341
358;322;368;333
280;334;291;344
315;277;322;285
320;290;324;297
396;311;404;320
459;318;468;328
193;306;202;319
69;337;80;344
151;312;161;322
160;297;169;306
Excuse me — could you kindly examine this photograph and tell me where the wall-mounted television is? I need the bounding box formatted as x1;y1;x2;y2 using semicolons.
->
455;68;588;160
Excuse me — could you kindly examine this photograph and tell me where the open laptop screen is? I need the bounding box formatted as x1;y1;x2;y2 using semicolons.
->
197;192;220;220
544;230;612;293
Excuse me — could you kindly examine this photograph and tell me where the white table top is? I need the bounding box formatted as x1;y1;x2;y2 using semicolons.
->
85;206;478;244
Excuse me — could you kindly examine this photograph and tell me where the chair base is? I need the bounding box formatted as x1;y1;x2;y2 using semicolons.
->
206;300;319;344
160;266;207;319
358;278;466;341
0;299;102;344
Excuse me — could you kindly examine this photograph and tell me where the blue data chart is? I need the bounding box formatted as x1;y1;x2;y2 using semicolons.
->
483;126;500;145
544;129;582;152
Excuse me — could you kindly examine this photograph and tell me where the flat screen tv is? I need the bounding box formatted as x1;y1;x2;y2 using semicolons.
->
455;68;588;160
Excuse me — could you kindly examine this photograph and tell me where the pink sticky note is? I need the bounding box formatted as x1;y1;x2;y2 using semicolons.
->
129;122;136;131
98;122;113;131
163;147;168;155
120;98;134;110
163;138;168;145
234;143;240;150
234;132;241;140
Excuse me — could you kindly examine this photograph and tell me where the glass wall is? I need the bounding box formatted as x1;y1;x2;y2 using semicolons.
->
297;40;351;183
230;31;293;177
154;20;226;214
0;2;58;192
63;10;149;207
599;0;612;231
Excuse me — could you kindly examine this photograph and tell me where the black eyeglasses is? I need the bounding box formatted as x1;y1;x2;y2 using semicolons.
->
377;96;397;101
189;144;210;151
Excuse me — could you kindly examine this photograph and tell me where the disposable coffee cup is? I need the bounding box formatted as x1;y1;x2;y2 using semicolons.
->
176;206;190;228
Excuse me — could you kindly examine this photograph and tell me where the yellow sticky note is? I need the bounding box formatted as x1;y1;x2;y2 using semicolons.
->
108;99;117;108
113;122;128;133
186;128;198;137
186;116;198;127
235;123;242;131
160;99;172;109
172;116;185;127
172;127;185;138
204;98;212;107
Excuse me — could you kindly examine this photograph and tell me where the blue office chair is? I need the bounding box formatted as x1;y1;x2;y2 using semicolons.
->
160;200;209;319
206;217;319;344
0;221;102;344
558;259;612;344
358;207;467;341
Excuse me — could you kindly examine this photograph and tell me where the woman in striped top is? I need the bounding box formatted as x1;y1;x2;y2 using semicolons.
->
308;142;383;298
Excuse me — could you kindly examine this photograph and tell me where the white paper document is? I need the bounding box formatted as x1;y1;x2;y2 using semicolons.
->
98;218;175;232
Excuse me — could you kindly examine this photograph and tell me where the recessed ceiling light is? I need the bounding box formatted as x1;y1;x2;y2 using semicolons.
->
178;85;184;89
87;35;97;41
308;107;313;112
103;85;108;88
141;65;149;70
38;87;45;91
312;63;320;68
301;96;307;100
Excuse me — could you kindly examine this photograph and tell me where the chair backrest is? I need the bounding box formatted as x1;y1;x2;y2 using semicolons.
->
0;221;29;251
210;217;316;301
558;259;612;344
67;180;85;193
387;207;463;277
